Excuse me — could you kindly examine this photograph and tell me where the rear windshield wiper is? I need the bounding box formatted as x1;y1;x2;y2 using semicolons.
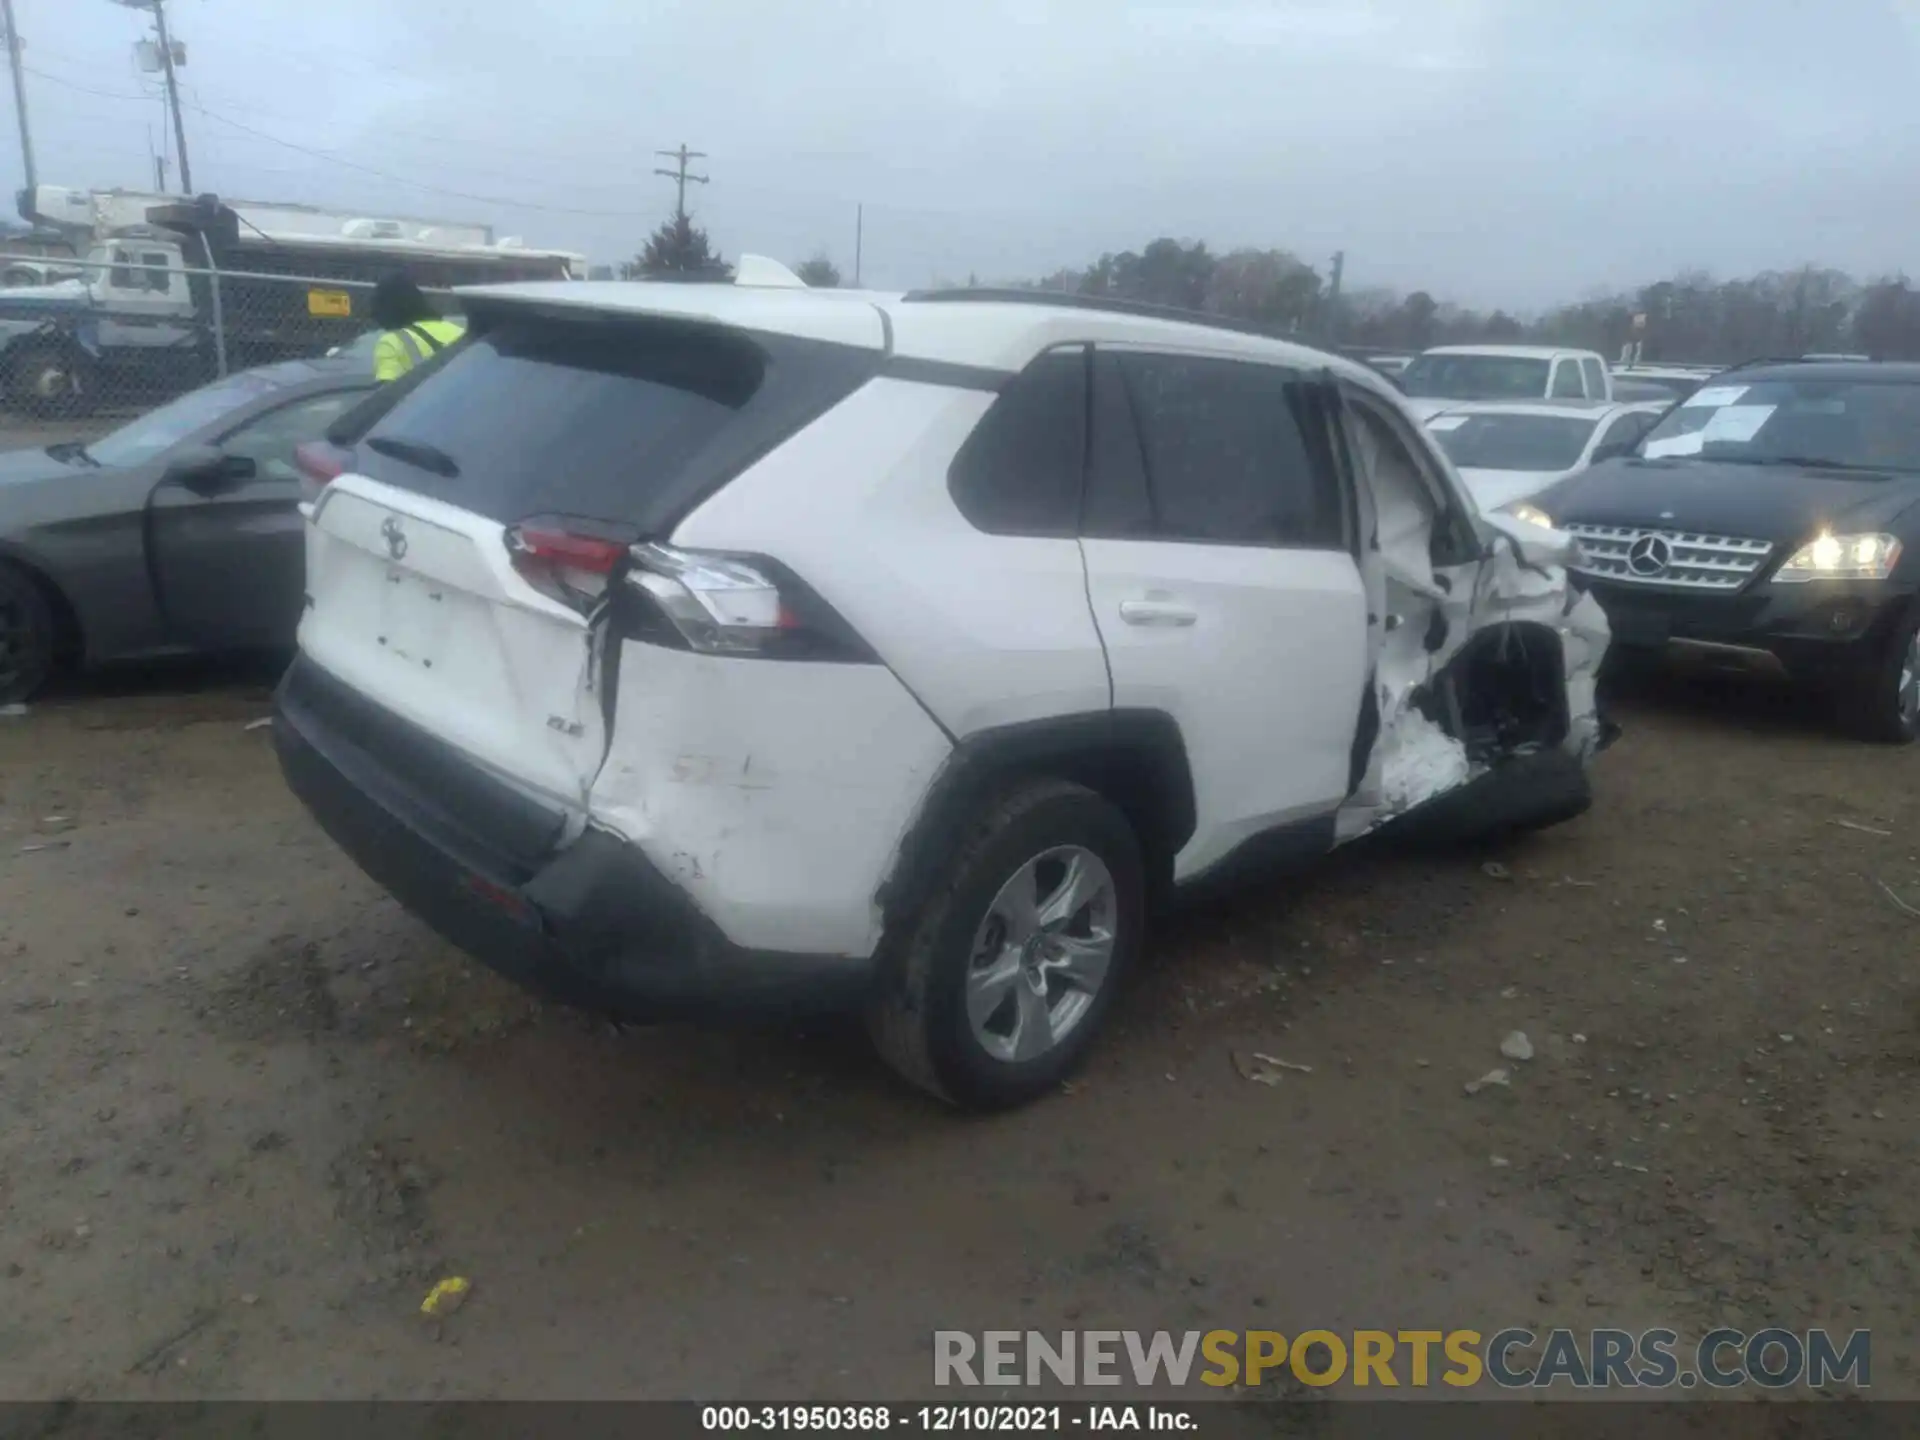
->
364;434;461;478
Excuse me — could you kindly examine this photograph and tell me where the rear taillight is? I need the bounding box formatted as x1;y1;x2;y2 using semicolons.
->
511;525;628;574
623;543;876;663
505;519;636;612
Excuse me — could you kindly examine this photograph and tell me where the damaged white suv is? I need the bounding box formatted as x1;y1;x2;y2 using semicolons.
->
273;283;1613;1110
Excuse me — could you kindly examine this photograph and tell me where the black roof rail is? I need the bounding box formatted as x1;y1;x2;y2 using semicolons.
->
898;286;1312;345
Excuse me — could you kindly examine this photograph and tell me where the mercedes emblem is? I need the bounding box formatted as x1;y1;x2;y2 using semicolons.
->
1626;533;1672;577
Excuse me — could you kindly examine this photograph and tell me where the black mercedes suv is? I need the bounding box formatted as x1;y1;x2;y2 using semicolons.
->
1520;361;1920;742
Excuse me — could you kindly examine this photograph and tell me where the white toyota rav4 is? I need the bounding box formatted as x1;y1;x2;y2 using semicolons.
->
275;283;1615;1109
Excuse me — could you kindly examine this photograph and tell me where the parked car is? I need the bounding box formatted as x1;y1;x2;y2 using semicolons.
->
1423;399;1668;511
1342;351;1411;378
0;357;376;703
273;283;1614;1109
1397;345;1614;419
1524;361;1920;742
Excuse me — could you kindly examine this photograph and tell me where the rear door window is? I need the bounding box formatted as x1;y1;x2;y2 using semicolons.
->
1114;351;1343;548
352;315;879;530
1550;360;1585;398
946;347;1086;537
1581;357;1606;398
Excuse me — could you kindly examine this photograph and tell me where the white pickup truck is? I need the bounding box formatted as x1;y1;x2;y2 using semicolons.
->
1396;344;1614;420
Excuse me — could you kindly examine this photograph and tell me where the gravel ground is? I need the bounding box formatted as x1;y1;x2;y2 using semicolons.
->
0;658;1914;1401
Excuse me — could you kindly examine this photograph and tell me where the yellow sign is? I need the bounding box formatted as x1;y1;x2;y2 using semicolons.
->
307;288;353;318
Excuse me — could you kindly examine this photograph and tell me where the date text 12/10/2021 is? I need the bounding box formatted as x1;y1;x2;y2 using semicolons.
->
702;1406;1197;1432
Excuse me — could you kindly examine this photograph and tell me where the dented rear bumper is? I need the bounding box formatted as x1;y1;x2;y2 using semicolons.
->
273;655;875;1022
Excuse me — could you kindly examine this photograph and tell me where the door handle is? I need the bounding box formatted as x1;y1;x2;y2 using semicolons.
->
1118;598;1197;627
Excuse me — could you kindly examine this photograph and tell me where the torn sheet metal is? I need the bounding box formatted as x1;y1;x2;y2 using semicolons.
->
1337;513;1611;840
1376;706;1472;813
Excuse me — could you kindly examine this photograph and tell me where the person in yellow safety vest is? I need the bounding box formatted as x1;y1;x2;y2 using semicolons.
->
369;272;465;382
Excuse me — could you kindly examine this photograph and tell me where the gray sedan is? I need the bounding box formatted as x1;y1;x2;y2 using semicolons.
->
0;357;375;703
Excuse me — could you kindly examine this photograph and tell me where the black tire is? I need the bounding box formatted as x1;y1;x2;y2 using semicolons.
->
1839;607;1920;744
9;342;91;419
0;562;57;706
867;779;1145;1111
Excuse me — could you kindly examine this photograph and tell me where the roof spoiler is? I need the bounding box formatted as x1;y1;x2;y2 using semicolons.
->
733;254;808;288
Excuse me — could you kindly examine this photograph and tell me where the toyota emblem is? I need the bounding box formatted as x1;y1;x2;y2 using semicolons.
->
380;516;409;561
1626;533;1672;577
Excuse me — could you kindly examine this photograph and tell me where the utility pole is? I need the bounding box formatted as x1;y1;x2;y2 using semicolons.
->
111;0;190;193
853;203;863;287
653;144;707;221
1325;250;1345;342
1;0;36;194
150;0;190;193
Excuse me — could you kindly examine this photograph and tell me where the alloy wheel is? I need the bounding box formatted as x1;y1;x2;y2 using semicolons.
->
964;845;1118;1064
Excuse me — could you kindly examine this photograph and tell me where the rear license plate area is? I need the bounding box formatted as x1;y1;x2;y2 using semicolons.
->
377;567;451;667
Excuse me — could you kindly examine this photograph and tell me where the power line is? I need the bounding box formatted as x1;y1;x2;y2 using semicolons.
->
187;102;658;218
175;78;648;197
22;64;660;221
22;64;154;103
215;33;430;85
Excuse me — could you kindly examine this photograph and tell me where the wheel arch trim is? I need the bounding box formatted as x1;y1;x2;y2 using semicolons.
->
873;707;1196;935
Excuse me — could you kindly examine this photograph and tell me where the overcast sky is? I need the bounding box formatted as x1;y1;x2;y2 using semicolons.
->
4;0;1919;310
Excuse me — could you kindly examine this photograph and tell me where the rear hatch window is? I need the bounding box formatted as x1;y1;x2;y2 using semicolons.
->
351;313;881;533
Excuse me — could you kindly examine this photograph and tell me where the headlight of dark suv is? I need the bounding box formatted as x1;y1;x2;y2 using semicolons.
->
1498;501;1556;530
1772;533;1902;583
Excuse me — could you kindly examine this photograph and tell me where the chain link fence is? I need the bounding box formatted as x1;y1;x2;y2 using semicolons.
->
0;251;457;444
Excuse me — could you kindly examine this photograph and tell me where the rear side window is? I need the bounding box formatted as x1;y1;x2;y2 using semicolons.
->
1550;360;1585;398
1115;352;1341;547
1581;357;1606;397
1081;353;1154;538
352;316;879;529
947;347;1087;537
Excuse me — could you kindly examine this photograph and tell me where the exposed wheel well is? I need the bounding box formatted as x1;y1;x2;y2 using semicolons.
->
1424;620;1570;760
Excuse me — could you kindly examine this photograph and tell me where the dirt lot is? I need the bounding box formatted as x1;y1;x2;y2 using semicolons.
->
0;659;1915;1402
